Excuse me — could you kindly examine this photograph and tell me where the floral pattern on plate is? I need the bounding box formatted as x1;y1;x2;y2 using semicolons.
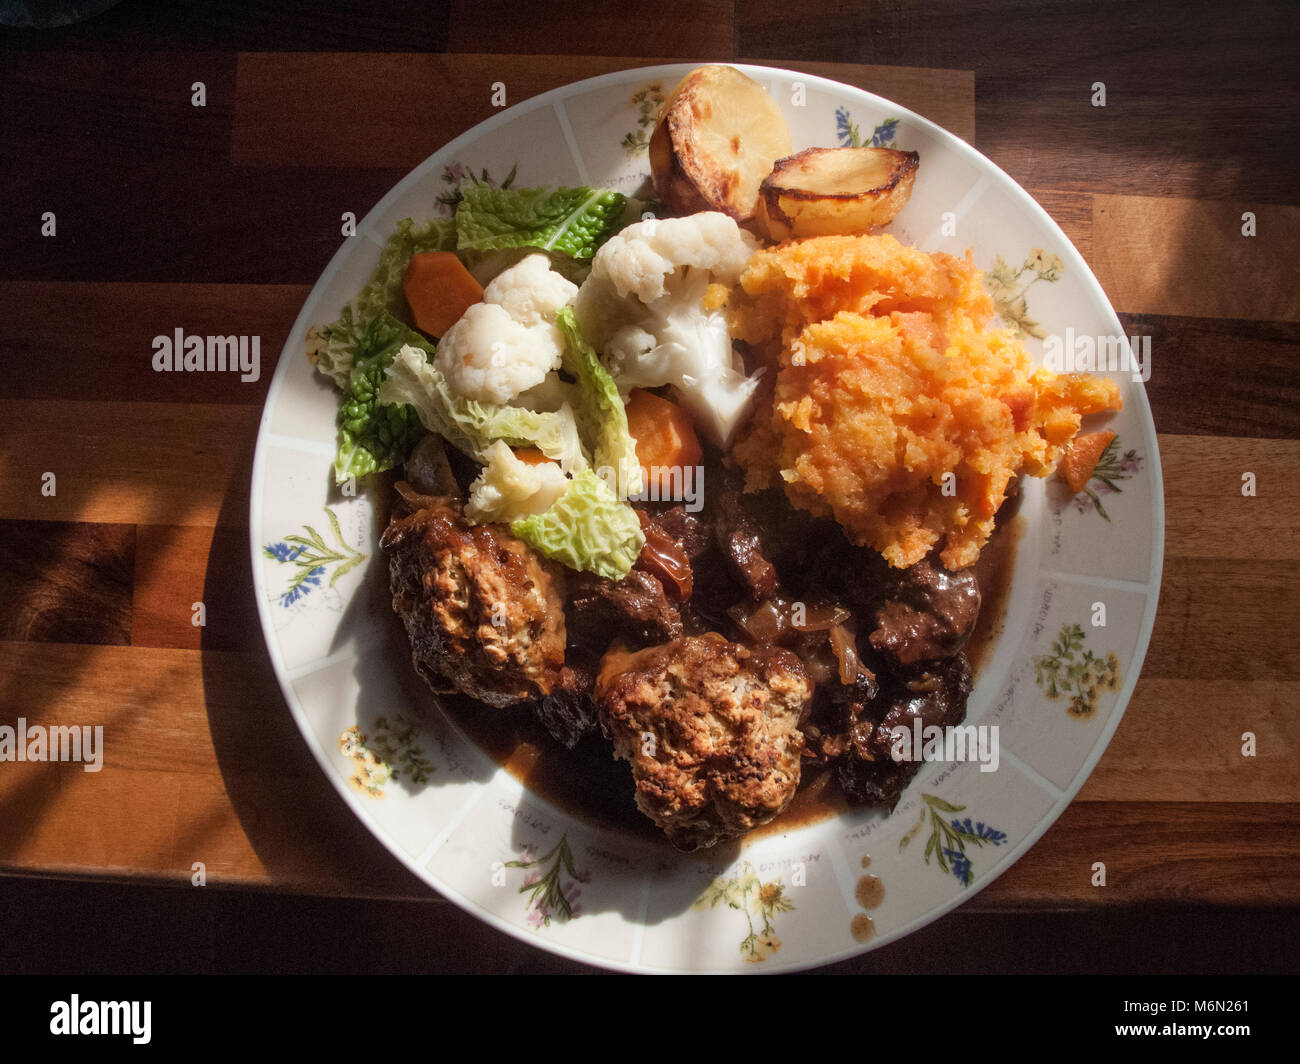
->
263;506;366;608
506;834;590;929
985;249;1064;339
339;716;437;798
435;161;519;213
1034;623;1122;718
835;107;900;148
1072;436;1143;521
899;793;1008;886
695;860;796;963
621;82;666;156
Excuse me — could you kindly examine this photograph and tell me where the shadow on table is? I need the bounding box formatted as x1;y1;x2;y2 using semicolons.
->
198;432;431;900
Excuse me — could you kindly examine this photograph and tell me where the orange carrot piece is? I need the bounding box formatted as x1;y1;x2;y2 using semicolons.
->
512;448;555;467
403;252;483;338
1060;430;1116;494
625;389;703;491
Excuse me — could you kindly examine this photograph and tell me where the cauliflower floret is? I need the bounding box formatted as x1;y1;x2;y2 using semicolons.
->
435;303;560;404
575;213;762;446
466;440;569;524
483;253;579;327
580;212;758;310
514;371;580;413
436;254;578;406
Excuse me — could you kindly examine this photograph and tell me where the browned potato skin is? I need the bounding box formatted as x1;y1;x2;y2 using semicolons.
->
758;146;920;241
650;65;791;225
649;112;715;217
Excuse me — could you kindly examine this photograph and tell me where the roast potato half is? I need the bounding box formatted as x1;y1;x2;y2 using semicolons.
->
649;65;792;225
757;146;920;241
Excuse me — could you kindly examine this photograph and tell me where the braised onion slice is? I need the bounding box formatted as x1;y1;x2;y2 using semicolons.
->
404;434;461;498
790;600;852;632
728;596;791;644
392;479;457;514
828;622;864;686
636;512;694;600
728;592;868;689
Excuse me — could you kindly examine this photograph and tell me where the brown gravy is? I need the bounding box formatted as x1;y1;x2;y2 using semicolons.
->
850;913;877;942
856;874;885;909
432;514;1024;843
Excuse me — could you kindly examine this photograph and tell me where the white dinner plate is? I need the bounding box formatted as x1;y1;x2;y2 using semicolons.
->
250;63;1164;972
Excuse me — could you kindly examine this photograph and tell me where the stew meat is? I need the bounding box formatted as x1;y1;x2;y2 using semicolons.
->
386;455;990;849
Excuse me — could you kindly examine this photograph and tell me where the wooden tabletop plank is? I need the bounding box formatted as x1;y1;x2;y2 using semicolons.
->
0;521;134;646
974;801;1300;908
1123;315;1300;439
132;525;264;653
1159;436;1300;560
0;1;452;52
447;0;735;59
0;283;307;403
0;760;427;898
0;162;398;284
0;400;257;528
0;51;237;165
231;53;976;170
1144;559;1300;680
1079;680;1299;802
1094;195;1300;322
0;643;290;777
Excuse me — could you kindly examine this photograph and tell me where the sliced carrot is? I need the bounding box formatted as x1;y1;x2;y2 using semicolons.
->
512;448;555;467
403;252;483;338
1060;430;1115;494
625;389;703;492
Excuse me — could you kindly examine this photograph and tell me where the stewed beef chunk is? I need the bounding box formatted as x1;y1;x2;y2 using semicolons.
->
868;558;981;667
713;484;780;599
712;488;849;601
643;505;712;560
801;670;879;766
836;654;973;807
566;568;682;650
531;661;600;750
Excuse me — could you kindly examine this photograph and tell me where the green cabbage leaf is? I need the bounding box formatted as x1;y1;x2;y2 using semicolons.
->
510;468;645;581
308;216;457;388
332;313;433;484
455;183;627;261
556;306;642;498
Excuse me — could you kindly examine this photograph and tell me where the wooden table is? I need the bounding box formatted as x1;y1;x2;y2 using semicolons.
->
1;0;1297;973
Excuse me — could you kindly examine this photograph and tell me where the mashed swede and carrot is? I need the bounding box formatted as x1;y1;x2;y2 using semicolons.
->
729;234;1120;570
